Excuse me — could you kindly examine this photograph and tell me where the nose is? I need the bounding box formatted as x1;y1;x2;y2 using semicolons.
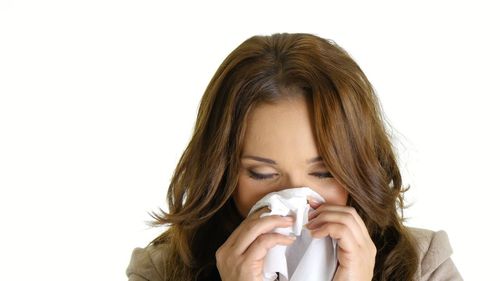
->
277;173;309;191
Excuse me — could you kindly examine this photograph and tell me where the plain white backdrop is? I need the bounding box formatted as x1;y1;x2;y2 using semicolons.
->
1;1;498;280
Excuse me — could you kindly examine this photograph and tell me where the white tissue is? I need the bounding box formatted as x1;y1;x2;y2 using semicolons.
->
247;187;338;281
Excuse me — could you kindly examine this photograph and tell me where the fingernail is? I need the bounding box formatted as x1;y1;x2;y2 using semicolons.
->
283;216;294;221
305;221;315;229
308;198;321;206
288;235;296;240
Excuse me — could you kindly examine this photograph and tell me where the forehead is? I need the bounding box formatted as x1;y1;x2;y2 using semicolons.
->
242;96;319;159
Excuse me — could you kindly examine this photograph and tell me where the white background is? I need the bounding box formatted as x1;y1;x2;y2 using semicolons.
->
1;1;498;280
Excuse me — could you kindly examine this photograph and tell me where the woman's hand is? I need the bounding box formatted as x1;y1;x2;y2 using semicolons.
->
306;199;377;281
215;207;296;281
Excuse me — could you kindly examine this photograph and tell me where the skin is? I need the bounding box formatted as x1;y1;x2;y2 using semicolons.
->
216;88;376;281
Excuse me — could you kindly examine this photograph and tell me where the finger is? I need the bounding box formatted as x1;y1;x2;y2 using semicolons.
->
307;196;323;209
309;222;358;252
309;205;370;239
225;206;271;247
306;211;365;246
243;232;296;262
232;214;294;255
251;206;272;218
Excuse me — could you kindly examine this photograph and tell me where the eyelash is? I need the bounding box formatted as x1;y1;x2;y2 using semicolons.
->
248;170;334;181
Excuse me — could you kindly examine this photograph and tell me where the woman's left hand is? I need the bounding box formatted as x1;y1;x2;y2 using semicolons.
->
305;199;377;281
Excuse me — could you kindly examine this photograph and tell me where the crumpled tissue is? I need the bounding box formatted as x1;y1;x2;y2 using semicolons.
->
247;187;338;281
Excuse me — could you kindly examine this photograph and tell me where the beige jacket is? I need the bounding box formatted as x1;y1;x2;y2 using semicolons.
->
126;227;463;281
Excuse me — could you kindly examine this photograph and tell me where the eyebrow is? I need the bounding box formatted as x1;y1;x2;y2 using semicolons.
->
241;155;323;165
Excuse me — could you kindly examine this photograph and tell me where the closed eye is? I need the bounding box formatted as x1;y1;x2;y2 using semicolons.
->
247;170;334;181
247;170;276;180
312;172;334;179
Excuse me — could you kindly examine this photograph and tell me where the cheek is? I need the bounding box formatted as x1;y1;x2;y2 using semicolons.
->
315;184;349;206
233;175;268;217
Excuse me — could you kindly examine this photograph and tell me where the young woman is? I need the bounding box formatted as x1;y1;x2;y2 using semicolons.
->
126;33;462;281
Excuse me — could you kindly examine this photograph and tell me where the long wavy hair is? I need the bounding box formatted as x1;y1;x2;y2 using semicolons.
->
146;32;418;280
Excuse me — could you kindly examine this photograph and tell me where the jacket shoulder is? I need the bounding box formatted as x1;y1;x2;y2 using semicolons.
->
407;226;463;281
126;243;169;281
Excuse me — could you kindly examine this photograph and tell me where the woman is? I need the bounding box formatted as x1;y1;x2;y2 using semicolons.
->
126;33;462;281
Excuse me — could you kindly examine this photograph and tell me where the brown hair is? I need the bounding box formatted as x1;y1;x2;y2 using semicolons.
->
146;32;418;280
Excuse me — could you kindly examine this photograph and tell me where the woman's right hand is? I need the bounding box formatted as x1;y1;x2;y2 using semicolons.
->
215;207;297;281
